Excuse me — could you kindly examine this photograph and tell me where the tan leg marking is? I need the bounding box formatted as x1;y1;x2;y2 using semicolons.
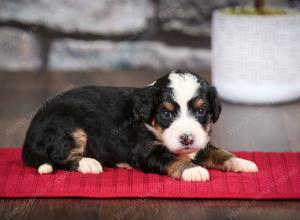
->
167;159;193;179
201;146;234;170
167;159;209;181
67;128;87;161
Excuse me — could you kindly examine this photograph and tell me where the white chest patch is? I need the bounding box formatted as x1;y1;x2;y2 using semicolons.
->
188;152;197;160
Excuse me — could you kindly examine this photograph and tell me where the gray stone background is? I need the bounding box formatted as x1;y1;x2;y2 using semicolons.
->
0;0;299;72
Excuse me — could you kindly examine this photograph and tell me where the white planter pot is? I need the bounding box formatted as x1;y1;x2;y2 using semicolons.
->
212;9;300;104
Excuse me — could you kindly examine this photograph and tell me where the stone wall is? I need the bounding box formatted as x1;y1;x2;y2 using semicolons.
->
0;0;298;72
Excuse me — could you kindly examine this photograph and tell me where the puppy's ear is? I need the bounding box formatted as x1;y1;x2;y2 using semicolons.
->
208;86;222;123
133;86;160;123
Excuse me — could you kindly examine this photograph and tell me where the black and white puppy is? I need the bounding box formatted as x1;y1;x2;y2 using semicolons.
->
22;71;258;181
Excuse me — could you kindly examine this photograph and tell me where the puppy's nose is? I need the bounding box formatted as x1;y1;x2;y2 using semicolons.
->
179;133;194;146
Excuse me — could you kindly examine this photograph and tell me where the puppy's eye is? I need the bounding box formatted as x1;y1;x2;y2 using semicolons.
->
195;108;206;117
161;111;174;119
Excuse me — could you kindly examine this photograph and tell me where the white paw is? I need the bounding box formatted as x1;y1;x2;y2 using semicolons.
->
225;157;258;172
78;158;103;174
38;163;53;174
181;166;210;182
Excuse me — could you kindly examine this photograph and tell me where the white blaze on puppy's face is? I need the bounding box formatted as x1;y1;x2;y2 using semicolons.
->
161;72;210;154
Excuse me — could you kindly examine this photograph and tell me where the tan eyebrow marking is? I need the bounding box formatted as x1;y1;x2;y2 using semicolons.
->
167;158;196;179
163;101;175;111
193;99;205;108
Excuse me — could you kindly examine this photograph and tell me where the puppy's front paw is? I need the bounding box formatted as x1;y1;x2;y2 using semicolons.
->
78;158;103;174
181;166;210;181
224;157;258;172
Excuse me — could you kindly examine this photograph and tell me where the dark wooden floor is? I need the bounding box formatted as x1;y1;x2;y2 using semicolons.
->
0;71;299;220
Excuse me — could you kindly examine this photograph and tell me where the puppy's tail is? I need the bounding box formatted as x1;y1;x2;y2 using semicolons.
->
22;118;77;174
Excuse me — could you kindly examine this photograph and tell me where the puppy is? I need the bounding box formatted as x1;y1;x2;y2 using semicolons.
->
22;71;258;181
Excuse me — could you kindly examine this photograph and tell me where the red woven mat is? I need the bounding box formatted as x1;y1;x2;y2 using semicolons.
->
0;148;299;199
